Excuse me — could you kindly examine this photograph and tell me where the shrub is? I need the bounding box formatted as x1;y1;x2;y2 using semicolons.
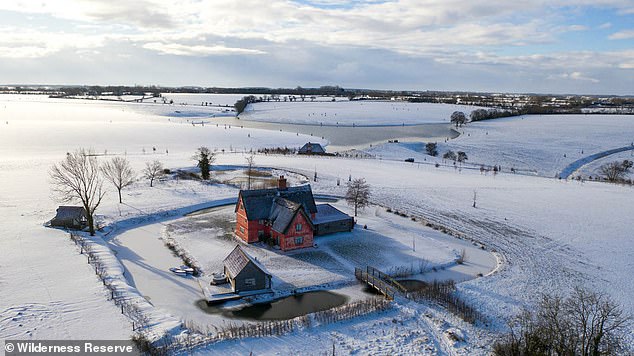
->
493;288;631;355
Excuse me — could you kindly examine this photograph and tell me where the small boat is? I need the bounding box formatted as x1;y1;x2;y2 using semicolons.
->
169;267;187;275
180;265;195;274
210;272;227;285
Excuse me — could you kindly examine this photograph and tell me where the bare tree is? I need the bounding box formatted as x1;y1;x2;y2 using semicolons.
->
599;160;632;181
457;151;468;163
494;287;630;356
49;149;105;236
443;150;457;161
345;178;370;217
143;160;164;187
245;153;255;190
426;142;438;157
101;157;135;203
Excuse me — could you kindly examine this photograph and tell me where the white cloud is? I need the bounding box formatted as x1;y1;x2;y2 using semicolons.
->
0;0;632;92
0;27;106;59
609;30;634;40
142;42;265;56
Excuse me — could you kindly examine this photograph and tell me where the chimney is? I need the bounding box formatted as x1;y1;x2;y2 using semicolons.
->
278;175;287;190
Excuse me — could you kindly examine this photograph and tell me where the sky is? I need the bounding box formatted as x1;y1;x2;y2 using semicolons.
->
0;0;633;95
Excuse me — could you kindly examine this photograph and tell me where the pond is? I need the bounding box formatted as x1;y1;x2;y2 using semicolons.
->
196;290;349;321
397;279;427;292
209;116;458;150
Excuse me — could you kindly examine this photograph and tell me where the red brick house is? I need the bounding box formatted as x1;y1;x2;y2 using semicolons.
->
235;176;353;251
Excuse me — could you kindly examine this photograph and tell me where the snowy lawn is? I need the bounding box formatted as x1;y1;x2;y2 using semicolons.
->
168;201;495;290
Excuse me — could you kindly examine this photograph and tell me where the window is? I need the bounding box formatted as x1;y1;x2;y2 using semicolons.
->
295;236;303;245
259;219;265;225
258;230;264;238
295;223;302;232
239;226;245;234
244;278;256;286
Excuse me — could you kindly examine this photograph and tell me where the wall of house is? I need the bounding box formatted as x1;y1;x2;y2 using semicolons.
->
273;212;314;251
231;262;270;293
235;198;272;243
314;217;354;236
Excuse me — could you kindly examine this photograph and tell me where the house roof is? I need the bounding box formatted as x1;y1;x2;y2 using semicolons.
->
269;198;314;234
299;142;325;154
312;204;353;225
238;184;317;220
53;206;86;221
223;245;270;278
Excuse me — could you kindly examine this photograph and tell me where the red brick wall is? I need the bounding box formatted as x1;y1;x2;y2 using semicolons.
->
235;198;270;243
275;212;314;251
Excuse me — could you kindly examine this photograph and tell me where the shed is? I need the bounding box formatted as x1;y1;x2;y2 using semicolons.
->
223;245;272;293
313;204;355;235
298;142;326;155
50;206;87;229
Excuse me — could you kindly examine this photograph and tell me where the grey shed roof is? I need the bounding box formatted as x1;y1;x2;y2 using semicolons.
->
299;142;326;154
312;204;352;224
223;245;271;278
53;206;86;220
269;198;313;233
238;185;317;221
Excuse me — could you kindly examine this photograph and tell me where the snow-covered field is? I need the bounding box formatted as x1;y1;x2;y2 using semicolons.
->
577;149;634;180
1;95;633;354
365;114;634;178
241;100;484;126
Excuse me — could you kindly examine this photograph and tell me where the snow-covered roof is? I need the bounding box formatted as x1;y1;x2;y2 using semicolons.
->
53;206;86;221
299;142;326;154
223;245;271;278
269;197;314;233
238;184;317;220
312;204;352;224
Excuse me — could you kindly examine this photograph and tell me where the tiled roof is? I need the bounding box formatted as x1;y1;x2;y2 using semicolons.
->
53;206;86;220
269;198;308;233
239;184;317;220
223;245;270;278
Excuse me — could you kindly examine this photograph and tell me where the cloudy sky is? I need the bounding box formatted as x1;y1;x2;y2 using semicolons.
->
0;0;633;94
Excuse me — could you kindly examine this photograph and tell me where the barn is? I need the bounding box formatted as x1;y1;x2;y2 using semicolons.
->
50;206;87;229
298;142;326;155
223;245;272;293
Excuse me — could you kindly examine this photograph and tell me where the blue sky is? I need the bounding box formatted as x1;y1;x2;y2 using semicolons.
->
0;0;632;94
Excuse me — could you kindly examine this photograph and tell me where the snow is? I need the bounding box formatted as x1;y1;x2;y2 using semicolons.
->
2;95;633;354
241;100;485;126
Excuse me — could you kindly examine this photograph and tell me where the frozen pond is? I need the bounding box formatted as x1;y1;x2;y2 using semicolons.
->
196;290;349;321
208;116;458;150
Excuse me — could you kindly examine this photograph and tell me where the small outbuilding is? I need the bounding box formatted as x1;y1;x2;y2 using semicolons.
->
50;206;87;229
298;142;326;155
223;245;272;293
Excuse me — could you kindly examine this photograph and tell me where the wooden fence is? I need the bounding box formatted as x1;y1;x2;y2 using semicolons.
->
355;267;395;300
